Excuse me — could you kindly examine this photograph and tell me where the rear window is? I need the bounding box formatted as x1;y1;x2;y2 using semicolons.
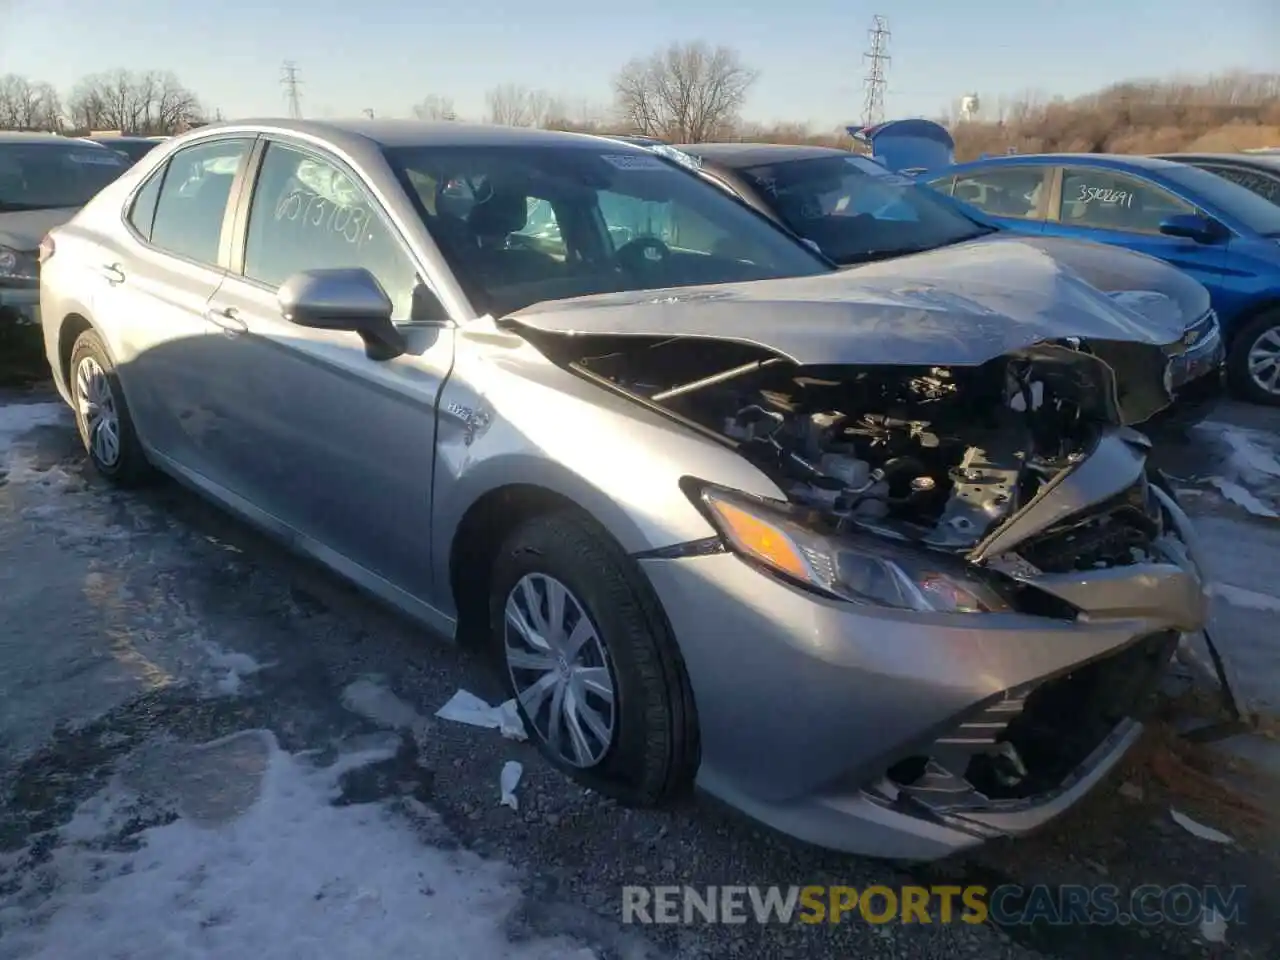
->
0;142;128;212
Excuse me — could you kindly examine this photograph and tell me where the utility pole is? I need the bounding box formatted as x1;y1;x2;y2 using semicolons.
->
861;15;890;129
281;61;303;119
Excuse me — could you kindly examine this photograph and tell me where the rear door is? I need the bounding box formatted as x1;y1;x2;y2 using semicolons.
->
1041;165;1230;289
202;137;455;601
97;136;255;479
930;165;1050;233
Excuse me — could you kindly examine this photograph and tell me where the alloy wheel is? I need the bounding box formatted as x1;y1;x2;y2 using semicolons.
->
75;356;121;467
1246;323;1280;398
503;573;616;768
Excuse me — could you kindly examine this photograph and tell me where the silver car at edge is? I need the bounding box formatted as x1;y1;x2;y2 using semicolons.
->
39;119;1209;861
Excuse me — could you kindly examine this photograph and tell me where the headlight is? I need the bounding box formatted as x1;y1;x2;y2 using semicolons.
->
693;484;1010;614
0;245;38;284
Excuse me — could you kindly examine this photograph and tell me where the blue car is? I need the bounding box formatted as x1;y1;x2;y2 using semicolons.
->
924;154;1280;405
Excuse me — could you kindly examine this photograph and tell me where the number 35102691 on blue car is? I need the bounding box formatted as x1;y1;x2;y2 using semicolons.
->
38;120;1208;860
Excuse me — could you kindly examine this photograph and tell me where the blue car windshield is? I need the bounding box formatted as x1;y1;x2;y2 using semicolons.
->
1162;162;1280;237
736;154;993;264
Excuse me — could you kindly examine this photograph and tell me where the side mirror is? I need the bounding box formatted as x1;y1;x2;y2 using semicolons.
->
1159;213;1227;244
278;267;408;361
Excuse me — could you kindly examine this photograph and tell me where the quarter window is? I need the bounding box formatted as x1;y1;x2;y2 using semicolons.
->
149;139;251;265
1058;168;1193;233
950;167;1046;220
127;168;164;239
243;142;419;320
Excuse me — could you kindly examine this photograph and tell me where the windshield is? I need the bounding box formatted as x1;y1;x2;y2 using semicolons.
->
0;142;128;212
1162;162;1280;237
384;144;831;315
735;154;992;264
94;139;161;165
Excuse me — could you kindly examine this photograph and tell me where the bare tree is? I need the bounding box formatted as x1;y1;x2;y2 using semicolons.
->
613;42;757;142
485;84;559;128
412;94;458;121
0;74;62;130
66;69;204;134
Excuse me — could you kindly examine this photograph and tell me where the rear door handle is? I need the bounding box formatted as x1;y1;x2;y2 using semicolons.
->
100;263;125;284
204;305;248;334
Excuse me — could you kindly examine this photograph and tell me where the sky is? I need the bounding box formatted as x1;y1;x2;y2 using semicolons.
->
2;0;1277;129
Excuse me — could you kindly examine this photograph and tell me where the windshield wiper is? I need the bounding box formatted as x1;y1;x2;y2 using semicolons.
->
837;229;993;265
0;201;53;213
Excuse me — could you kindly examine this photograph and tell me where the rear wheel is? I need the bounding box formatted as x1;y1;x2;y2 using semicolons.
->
69;329;154;486
487;510;699;807
1226;309;1280;406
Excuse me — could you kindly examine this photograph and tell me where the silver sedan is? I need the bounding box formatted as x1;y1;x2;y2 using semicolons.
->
39;120;1208;860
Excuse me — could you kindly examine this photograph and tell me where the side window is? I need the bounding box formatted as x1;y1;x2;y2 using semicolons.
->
1059;168;1193;233
127;167;164;239
243;142;420;320
509;197;566;259
1202;165;1280;206
951;167;1046;219
149;139;251;265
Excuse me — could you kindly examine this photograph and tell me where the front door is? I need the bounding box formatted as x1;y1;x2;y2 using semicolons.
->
1042;166;1229;292
96;136;254;480
204;138;454;602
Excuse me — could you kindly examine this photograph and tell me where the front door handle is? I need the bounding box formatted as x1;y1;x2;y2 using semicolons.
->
204;305;248;335
100;263;125;284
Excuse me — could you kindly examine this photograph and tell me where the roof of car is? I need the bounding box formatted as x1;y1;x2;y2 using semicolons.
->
0;131;92;145
89;135;164;144
1155;152;1280;172
673;142;852;168
186;118;644;151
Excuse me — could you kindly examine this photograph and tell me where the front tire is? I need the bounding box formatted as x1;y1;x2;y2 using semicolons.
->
488;510;699;807
69;329;154;486
1226;309;1280;406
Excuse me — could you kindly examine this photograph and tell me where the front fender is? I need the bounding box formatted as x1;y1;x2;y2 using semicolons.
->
429;331;785;614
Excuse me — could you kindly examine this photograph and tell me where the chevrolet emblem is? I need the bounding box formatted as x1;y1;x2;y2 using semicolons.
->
1183;329;1201;347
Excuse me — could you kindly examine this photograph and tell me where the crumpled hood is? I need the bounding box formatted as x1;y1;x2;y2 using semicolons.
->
0;207;79;251
506;236;1183;367
1004;234;1211;329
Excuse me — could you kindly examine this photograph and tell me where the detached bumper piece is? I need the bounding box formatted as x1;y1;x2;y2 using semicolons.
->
871;631;1178;836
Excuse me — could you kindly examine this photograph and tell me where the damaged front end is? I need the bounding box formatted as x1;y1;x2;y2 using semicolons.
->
507;308;1210;837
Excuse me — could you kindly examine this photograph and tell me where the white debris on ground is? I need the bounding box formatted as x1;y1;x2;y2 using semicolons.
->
1200;909;1229;945
1169;808;1235;845
500;761;523;811
0;731;593;960
437;689;528;741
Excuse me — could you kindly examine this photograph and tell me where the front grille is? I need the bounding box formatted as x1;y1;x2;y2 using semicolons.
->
885;631;1178;811
1165;309;1219;357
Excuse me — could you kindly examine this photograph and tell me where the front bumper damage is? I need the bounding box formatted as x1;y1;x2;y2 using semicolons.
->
640;435;1209;861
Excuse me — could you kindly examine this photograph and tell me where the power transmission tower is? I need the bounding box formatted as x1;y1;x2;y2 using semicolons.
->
281;62;303;119
861;15;890;128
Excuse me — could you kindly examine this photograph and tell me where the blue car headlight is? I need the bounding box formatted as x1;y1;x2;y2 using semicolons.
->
691;484;1011;614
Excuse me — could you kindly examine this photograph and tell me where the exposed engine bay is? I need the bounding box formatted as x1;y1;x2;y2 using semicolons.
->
554;335;1163;564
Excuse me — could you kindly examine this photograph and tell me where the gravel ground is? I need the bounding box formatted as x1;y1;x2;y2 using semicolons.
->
1;389;1278;960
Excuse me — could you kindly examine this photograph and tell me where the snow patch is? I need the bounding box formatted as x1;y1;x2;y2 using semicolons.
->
1211;582;1280;613
202;643;268;695
1218;426;1280;480
341;677;433;745
0;401;68;445
0;731;592;959
1207;477;1278;518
